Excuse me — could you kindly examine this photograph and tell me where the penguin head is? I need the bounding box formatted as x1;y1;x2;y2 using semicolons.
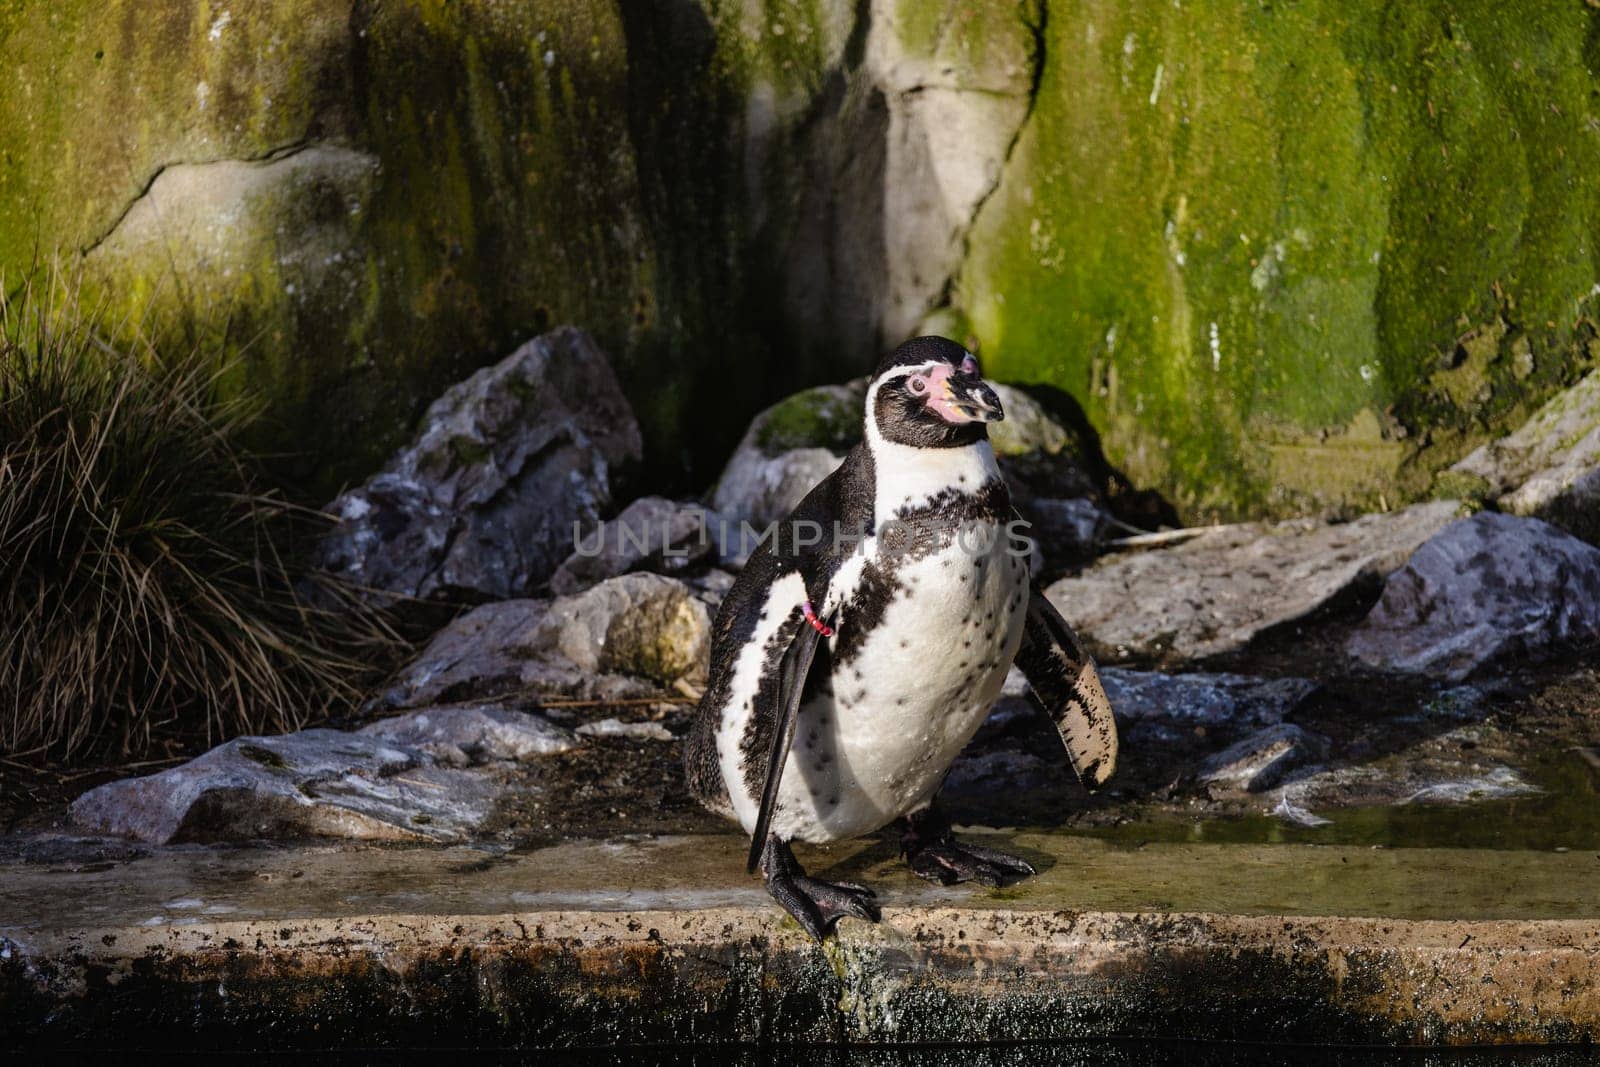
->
867;336;1004;449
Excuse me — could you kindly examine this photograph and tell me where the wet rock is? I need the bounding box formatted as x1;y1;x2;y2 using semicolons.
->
1046;501;1464;663
1397;767;1538;805
314;327;642;601
1199;724;1332;794
711;377;1095;528
1277;762;1539;810
69;705;575;846
987;669;1315;752
549;497;730;595
1102;669;1318;730
380;573;713;709
1347;513;1600;681
576;718;675;742
1450;370;1600;543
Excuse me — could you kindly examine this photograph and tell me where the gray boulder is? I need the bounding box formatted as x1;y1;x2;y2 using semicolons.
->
1046;501;1464;663
548;497;730;595
69;705;575;846
379;572;714;709
1347;512;1600;681
1450;371;1600;543
711;382;865;529
315;327;642;601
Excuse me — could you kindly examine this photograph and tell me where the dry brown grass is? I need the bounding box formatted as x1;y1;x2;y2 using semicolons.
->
0;272;404;761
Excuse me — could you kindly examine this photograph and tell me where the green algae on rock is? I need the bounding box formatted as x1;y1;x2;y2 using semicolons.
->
957;0;1600;519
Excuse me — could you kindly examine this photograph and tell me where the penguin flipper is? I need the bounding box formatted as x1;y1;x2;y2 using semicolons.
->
746;615;824;872
1015;587;1119;790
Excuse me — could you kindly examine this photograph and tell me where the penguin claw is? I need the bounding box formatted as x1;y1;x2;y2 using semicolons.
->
758;835;881;942
907;842;1034;888
899;806;1037;889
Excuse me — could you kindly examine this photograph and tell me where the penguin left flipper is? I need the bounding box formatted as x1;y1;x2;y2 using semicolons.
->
1015;587;1120;790
745;612;824;873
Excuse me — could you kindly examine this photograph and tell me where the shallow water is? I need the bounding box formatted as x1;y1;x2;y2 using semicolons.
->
1084;748;1600;852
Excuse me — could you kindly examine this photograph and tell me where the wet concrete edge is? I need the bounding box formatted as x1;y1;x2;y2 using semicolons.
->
3;908;1598;1050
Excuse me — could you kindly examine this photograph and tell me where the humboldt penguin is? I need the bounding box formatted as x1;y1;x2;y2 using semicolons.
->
684;336;1118;940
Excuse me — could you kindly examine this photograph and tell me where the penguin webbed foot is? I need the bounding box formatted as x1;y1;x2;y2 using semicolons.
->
758;834;880;942
899;806;1036;888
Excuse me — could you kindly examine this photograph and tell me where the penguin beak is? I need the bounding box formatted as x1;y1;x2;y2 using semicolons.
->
928;361;1005;424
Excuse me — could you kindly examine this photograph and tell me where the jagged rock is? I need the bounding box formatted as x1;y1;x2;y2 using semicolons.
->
379;573;713;710
361;703;575;764
315;327;642;601
1198;724;1332;793
1347;513;1600;681
1046;501;1464;663
711;377;1095;528
549;497;729;595
69;706;575;846
1450;370;1600;544
1102;669;1318;730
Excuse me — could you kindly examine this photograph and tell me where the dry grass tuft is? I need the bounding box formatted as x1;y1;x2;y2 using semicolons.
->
0;272;404;761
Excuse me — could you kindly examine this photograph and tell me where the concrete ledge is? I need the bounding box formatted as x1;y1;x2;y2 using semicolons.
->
3;835;1598;1049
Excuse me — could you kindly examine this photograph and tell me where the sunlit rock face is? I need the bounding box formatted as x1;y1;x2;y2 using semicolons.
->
1347;513;1600;682
1449;371;1600;547
4;0;1599;512
1046;501;1464;664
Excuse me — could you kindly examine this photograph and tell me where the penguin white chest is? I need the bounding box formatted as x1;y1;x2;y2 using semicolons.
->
775;520;1029;842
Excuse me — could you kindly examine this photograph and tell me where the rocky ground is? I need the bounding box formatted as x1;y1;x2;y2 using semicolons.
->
4;329;1599;863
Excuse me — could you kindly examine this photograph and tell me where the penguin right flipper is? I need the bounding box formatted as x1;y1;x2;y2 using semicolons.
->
746;612;823;873
1015;587;1119;790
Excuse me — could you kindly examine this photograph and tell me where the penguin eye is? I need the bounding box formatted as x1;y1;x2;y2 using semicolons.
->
907;377;928;395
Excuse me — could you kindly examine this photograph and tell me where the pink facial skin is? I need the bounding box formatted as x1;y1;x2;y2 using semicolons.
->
911;360;999;424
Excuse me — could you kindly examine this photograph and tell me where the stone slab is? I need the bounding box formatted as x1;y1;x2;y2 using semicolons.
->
3;834;1599;1049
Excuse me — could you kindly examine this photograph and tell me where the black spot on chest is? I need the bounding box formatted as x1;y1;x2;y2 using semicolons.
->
832;478;1011;668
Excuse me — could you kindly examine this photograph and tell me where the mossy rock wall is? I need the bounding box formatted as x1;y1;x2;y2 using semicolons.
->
0;0;866;491
4;0;1599;514
958;0;1600;518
